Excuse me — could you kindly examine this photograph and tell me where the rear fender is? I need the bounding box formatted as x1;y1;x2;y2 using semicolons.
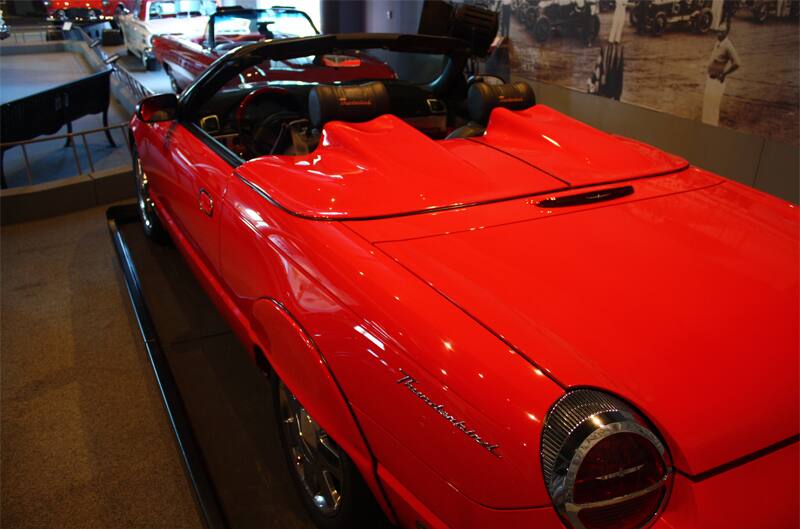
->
250;297;396;523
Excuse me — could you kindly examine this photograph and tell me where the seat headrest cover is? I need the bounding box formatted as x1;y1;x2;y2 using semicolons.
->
468;81;536;124
308;81;391;129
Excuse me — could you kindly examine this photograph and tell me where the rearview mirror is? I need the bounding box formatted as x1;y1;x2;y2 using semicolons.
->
136;93;178;123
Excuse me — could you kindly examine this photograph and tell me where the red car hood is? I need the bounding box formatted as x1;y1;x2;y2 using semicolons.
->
373;179;800;477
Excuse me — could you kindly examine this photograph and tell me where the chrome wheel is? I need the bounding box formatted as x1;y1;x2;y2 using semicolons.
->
134;155;158;234
278;381;344;517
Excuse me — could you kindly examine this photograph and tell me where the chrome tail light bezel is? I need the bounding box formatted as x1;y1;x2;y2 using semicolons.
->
541;389;674;529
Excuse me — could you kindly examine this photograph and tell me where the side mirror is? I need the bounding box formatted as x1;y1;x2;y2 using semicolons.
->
136;93;178;123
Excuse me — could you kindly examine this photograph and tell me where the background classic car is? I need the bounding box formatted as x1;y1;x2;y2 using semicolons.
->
153;6;348;92
43;0;135;19
118;0;213;70
128;11;799;529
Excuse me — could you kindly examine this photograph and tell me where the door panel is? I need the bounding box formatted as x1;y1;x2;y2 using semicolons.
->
166;126;232;274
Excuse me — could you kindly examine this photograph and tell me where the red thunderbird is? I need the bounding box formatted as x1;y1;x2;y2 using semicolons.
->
130;32;799;529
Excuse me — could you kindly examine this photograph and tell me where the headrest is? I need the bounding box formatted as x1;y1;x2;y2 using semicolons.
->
467;81;536;124
308;82;391;130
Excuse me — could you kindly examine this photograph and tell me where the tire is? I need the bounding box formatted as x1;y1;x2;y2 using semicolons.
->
163;64;182;93
652;12;667;35
133;147;166;241
534;16;551;42
143;55;159;71
694;9;713;33
274;378;382;529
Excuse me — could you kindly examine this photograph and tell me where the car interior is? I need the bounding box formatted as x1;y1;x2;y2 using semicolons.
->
194;77;536;161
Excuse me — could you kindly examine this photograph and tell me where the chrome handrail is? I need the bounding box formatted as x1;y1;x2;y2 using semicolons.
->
1;25;152;188
1;123;130;188
4;25;56;44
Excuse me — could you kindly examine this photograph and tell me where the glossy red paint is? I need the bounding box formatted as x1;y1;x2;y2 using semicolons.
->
235;114;568;218
153;34;396;92
375;175;799;477
654;439;799;528
131;100;799;528
474;106;689;186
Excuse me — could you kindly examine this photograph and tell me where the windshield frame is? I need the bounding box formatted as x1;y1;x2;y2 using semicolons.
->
176;33;473;169
179;33;472;119
206;8;319;49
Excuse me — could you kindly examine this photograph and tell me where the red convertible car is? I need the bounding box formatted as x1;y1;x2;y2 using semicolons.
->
130;33;799;529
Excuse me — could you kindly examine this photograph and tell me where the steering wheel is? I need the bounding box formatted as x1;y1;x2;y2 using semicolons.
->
237;87;301;157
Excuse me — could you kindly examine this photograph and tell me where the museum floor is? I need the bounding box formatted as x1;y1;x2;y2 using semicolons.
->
1;205;201;529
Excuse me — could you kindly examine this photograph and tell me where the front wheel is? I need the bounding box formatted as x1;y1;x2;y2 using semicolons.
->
694;8;713;33
652;12;667;35
163;64;182;93
133;147;166;241
274;379;381;529
143;54;158;71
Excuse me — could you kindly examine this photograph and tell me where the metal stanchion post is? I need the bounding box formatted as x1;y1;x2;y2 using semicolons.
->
69;134;83;175
81;133;95;174
20;144;33;186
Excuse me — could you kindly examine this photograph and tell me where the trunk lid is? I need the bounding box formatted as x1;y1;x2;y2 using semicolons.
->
373;179;799;476
237;114;568;219
474;106;688;186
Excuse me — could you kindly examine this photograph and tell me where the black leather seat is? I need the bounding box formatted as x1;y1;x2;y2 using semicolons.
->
308;81;391;130
271;82;391;156
446;81;536;140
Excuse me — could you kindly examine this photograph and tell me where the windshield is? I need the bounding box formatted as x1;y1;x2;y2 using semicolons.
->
222;50;451;91
148;0;212;19
213;9;317;42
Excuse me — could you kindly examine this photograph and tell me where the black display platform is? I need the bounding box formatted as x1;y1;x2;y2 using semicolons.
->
107;204;320;529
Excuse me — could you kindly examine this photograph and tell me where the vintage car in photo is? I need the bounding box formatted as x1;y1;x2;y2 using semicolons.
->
118;0;212;70
525;0;601;45
734;0;800;22
633;0;714;35
154;6;330;92
129;31;799;529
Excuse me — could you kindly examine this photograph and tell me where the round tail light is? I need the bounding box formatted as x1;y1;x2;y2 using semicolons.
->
541;389;673;529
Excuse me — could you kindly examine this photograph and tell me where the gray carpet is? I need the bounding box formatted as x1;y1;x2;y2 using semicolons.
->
1;205;201;529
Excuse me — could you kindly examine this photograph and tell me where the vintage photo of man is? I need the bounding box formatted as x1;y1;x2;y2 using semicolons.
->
702;19;741;126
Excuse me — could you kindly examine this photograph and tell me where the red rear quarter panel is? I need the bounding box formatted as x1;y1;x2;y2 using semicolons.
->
220;175;564;511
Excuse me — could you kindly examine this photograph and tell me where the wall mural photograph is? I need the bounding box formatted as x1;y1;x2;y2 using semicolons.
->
501;0;800;145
